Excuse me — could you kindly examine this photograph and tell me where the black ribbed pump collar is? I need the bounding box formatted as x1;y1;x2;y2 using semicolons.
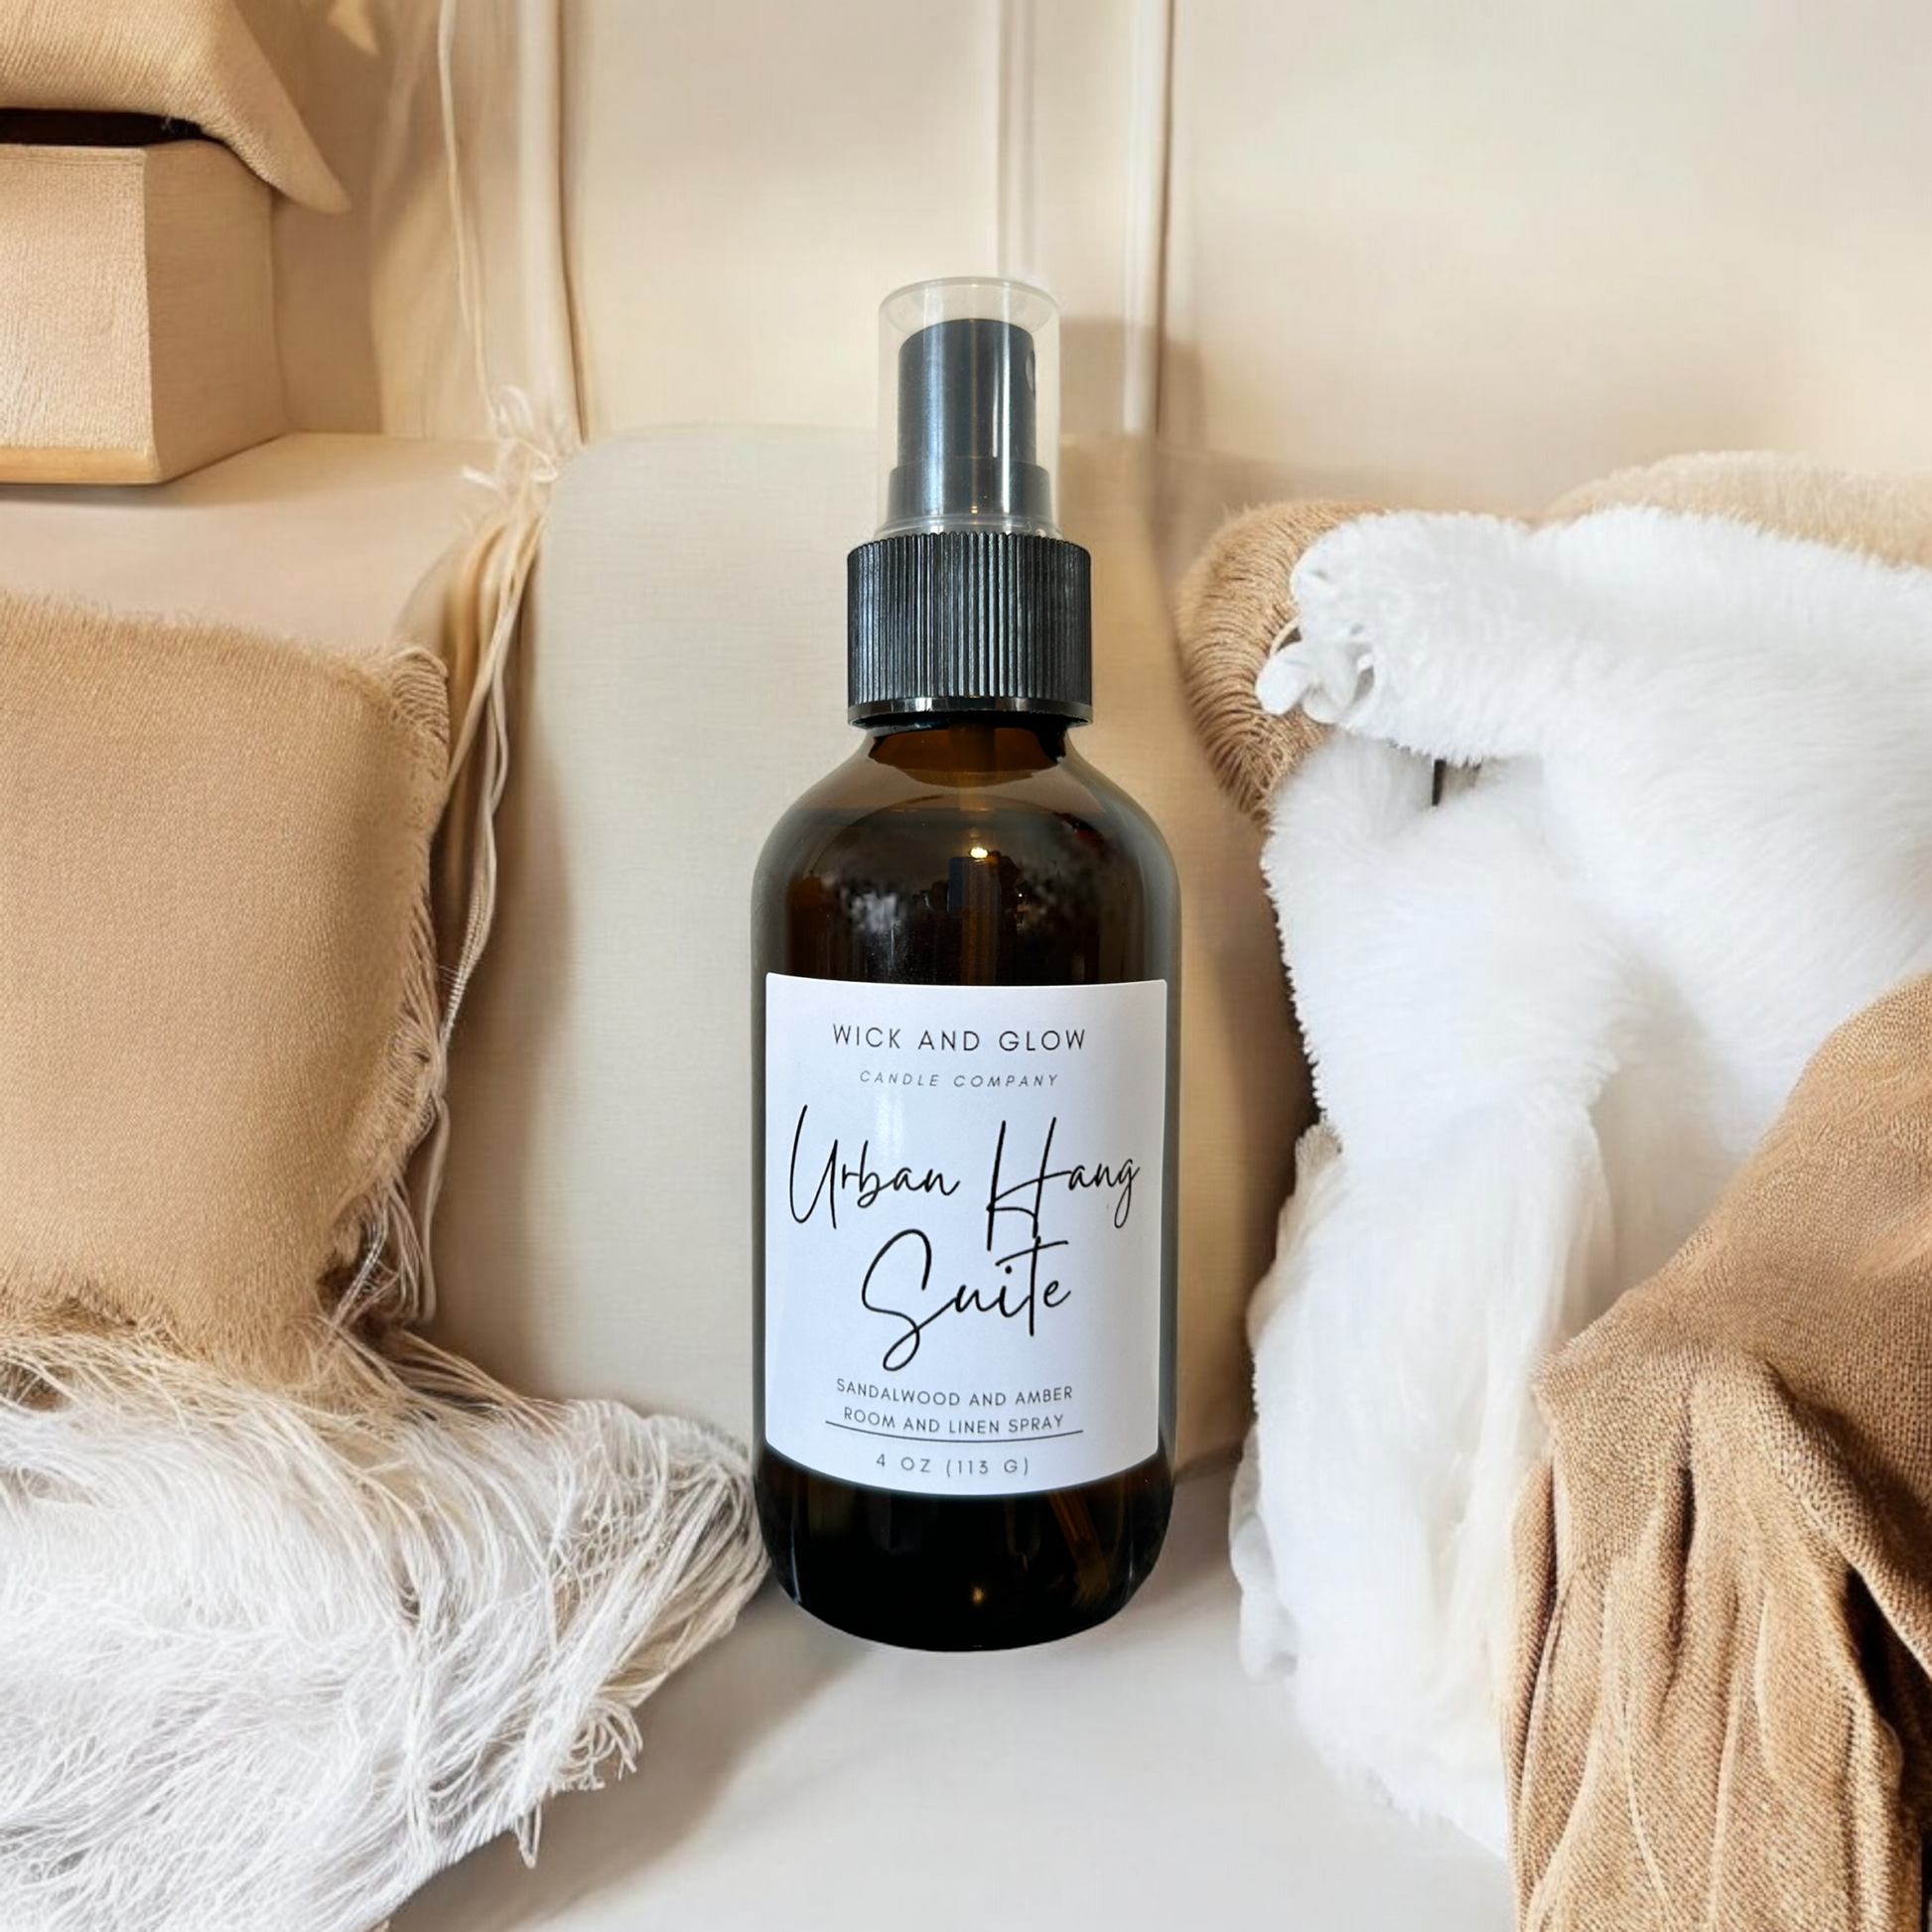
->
847;526;1091;724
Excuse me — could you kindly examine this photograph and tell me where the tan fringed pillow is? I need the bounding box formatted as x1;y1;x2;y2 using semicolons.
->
0;587;446;1379
0;0;346;209
1173;454;1932;827
1173;498;1372;823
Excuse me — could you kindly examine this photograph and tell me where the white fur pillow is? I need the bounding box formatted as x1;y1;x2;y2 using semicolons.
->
1235;504;1932;1844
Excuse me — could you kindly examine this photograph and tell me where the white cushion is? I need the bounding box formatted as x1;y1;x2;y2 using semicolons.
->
431;428;1308;1463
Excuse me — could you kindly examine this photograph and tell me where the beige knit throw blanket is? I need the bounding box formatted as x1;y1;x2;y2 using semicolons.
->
0;581;764;1931
1509;971;1932;1932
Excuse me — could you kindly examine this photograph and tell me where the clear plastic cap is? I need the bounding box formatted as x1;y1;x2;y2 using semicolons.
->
875;277;1060;538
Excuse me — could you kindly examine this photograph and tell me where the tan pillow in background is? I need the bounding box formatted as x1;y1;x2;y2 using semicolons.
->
0;0;346;209
0;587;445;1379
1174;497;1372;824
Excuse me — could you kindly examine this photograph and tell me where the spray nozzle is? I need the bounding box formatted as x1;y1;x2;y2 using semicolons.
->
876;279;1061;538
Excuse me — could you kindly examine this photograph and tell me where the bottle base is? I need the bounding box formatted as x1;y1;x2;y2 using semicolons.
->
769;1571;1156;1652
755;1446;1173;1652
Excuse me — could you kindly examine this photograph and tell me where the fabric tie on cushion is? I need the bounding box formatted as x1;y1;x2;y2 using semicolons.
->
0;0;348;209
1509;971;1932;1932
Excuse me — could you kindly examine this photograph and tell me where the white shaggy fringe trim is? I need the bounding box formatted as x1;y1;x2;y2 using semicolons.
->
0;1332;767;1932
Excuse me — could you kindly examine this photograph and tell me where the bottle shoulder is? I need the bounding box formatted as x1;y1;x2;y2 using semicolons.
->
755;726;1177;987
757;735;1174;894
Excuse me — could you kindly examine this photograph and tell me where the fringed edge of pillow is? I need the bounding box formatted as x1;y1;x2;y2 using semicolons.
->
322;640;453;1337
1173;498;1371;824
334;484;548;1339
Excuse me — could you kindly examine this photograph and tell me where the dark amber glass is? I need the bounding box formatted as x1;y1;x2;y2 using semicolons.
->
753;716;1179;1649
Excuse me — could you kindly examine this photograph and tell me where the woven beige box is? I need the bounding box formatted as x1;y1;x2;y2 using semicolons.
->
0;136;284;485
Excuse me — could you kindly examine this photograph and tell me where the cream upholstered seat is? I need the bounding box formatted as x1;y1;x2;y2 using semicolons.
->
396;1471;1511;1932
0;433;491;641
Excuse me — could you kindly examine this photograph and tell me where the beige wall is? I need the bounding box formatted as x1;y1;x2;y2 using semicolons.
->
558;0;1932;506
562;0;1165;443
1164;0;1932;510
564;1;1001;436
276;0;1932;505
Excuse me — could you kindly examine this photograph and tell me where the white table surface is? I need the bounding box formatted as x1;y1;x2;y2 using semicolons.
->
396;1469;1512;1932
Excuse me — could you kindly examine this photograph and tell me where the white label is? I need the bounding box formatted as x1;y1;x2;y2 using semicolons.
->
762;974;1168;1497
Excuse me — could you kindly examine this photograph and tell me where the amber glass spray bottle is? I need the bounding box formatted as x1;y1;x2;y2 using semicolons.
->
753;278;1178;1649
